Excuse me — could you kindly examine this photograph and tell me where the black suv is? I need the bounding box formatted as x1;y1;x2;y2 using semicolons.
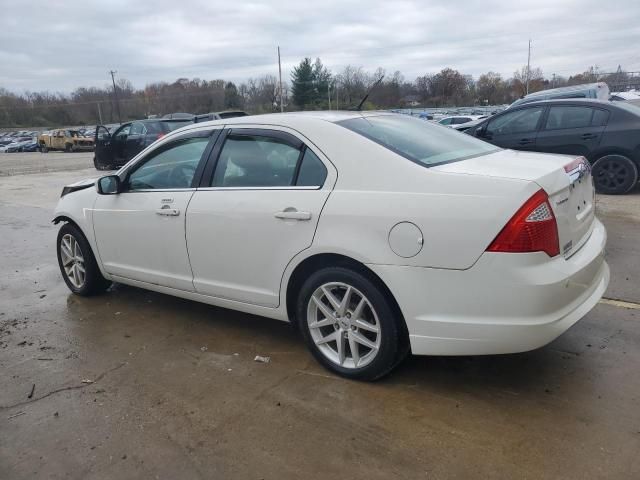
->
466;99;640;194
94;119;192;170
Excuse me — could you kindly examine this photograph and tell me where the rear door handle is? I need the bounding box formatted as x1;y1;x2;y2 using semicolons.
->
274;209;312;221
582;133;598;140
518;138;534;145
156;208;180;216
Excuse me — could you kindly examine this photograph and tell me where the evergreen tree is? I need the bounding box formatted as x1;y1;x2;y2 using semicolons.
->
291;58;316;109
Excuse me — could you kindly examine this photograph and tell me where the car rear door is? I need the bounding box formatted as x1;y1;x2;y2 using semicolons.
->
186;126;337;308
92;129;221;291
535;105;607;157
479;106;545;150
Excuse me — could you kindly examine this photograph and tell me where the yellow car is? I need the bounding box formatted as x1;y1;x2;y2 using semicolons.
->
38;129;94;152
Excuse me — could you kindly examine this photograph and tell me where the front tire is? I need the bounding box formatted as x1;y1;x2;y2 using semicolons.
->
297;267;405;381
57;223;111;296
592;154;638;195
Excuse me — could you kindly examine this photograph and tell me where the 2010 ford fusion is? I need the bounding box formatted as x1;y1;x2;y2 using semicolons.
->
53;112;609;380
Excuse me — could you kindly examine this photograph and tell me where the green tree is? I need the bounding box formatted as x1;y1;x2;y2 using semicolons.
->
291;57;316;109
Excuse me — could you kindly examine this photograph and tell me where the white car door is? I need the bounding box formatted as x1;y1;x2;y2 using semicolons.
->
186;127;336;307
93;130;219;291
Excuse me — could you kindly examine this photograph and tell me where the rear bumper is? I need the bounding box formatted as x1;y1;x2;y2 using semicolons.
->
368;218;609;355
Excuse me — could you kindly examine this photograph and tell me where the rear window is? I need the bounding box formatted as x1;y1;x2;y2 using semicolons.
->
614;101;640;116
218;111;248;119
163;120;193;132
338;115;499;167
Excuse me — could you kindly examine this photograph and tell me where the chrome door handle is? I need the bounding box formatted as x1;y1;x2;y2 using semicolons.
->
274;209;312;221
156;208;180;216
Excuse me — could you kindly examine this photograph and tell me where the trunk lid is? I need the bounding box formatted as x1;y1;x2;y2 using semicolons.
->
433;149;595;259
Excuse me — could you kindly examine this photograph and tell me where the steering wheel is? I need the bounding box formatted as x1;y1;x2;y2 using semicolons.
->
168;163;196;188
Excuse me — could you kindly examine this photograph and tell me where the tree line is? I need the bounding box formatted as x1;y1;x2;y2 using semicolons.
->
0;60;635;128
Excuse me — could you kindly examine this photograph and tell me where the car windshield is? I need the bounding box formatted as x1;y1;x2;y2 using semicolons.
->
338;115;500;166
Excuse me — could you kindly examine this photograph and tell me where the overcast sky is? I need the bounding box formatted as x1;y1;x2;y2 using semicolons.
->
1;0;639;93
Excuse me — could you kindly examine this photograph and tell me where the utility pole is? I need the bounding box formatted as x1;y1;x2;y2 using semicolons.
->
552;73;556;89
328;83;331;110
97;101;103;124
526;39;531;95
277;46;284;113
109;70;122;124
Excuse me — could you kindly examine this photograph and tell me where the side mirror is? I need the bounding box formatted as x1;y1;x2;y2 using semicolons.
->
96;175;121;195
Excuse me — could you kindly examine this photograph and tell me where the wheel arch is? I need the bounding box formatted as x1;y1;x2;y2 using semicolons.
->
52;214;108;278
285;253;409;340
589;146;639;167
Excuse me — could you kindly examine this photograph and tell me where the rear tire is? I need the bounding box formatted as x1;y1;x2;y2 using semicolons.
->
592;154;638;195
57;223;111;296
296;267;405;381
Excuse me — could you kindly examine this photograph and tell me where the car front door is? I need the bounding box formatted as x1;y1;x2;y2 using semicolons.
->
186;127;336;307
535;105;607;157
94;126;114;168
479;106;545;150
92;129;219;290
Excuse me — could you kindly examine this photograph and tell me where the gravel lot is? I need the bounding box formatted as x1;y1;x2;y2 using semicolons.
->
0;151;95;176
1;154;639;479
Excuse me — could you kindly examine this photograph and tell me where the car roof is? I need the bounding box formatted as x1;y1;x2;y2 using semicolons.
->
522;82;607;99
511;98;614;108
196;110;394;127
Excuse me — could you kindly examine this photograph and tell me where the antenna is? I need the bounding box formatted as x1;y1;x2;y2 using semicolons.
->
277;46;284;113
354;74;385;111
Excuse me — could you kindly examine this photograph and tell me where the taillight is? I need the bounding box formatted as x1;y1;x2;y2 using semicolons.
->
563;156;587;173
487;189;560;257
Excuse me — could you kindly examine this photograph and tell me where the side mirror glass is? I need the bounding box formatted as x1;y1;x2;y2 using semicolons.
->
96;175;121;195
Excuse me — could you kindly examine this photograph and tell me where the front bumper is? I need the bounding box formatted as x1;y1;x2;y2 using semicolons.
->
368;218;609;356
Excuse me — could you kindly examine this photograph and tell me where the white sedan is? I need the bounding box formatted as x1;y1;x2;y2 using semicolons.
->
54;112;609;380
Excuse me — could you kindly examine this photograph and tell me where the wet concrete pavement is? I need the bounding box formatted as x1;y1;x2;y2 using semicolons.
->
1;161;639;479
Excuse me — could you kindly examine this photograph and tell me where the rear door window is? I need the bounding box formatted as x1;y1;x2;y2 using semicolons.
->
296;148;327;187
212;134;301;187
544;106;594;130
591;109;610;126
211;131;328;188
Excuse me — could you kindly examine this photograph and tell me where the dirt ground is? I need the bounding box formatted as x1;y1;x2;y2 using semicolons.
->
1;154;639;479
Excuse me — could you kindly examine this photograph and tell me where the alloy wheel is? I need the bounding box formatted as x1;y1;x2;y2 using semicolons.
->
60;234;86;289
594;158;629;191
306;282;381;369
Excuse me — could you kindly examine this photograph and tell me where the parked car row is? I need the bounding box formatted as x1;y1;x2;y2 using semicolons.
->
0;135;39;152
